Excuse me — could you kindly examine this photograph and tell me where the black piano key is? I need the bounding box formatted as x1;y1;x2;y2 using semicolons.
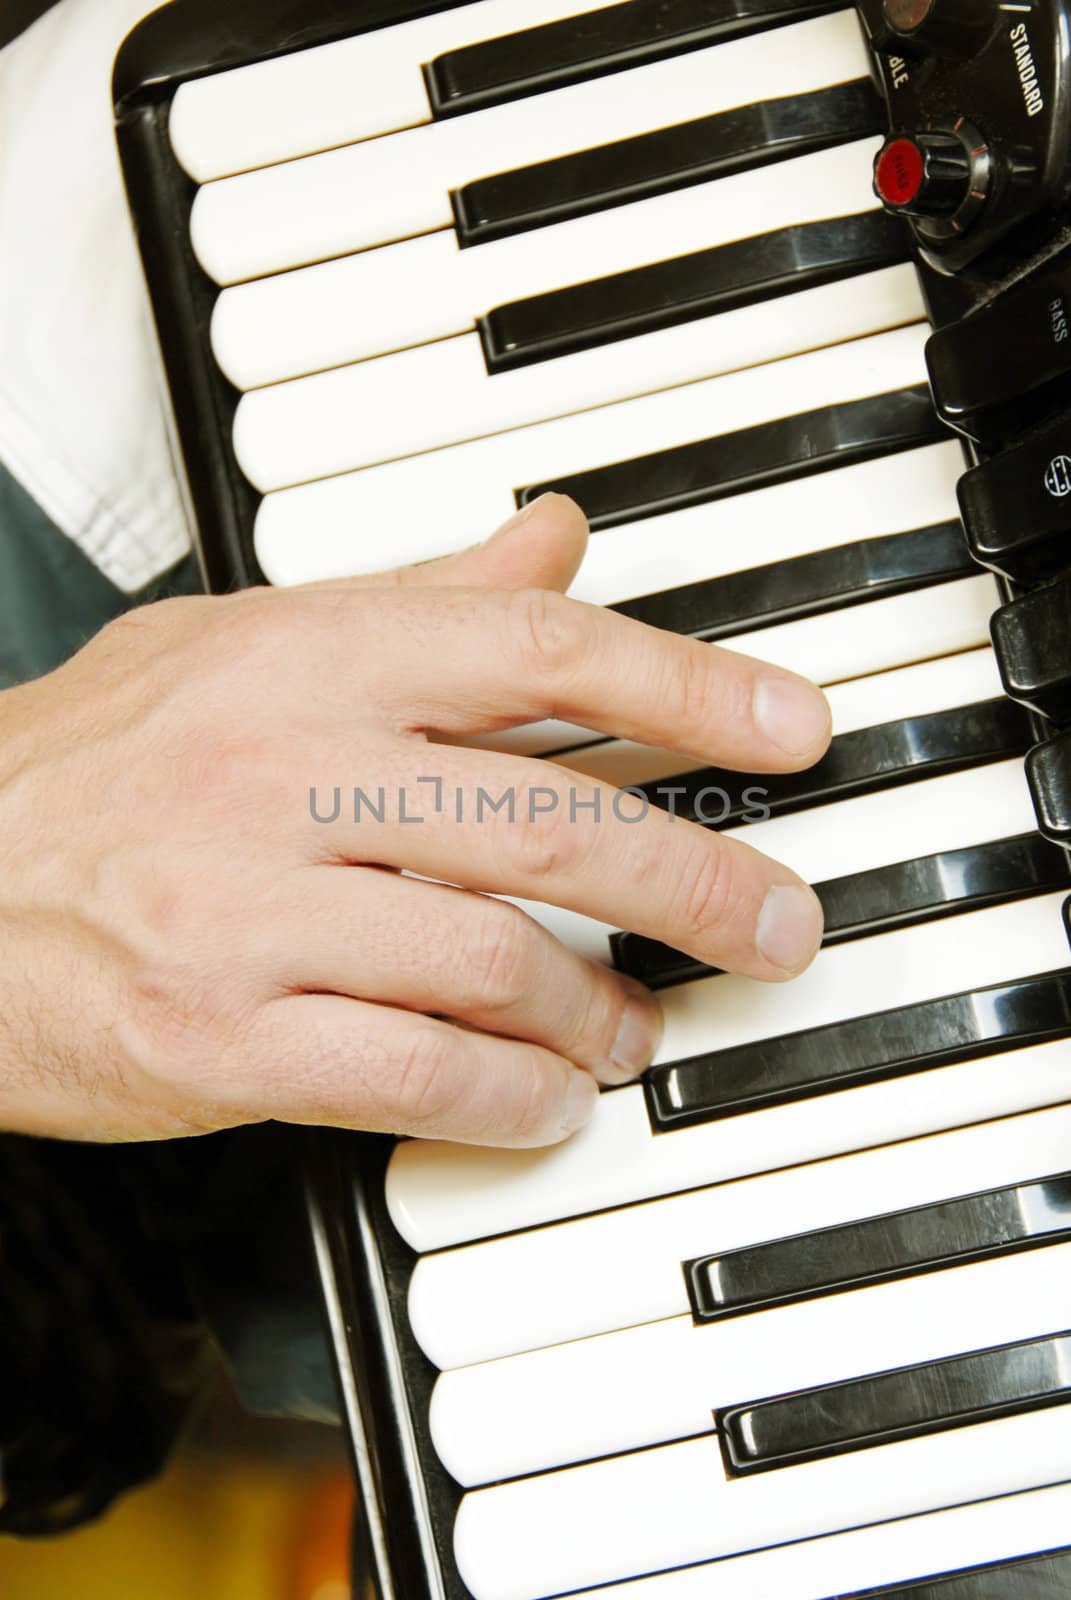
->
453;79;883;246
615;833;1071;988
718;1330;1071;1474
480;211;910;371
686;1170;1071;1323
644;968;1071;1131
425;0;838;119
816;833;1069;940
992;575;1071;723
613;934;726;987
518;385;949;530
634;697;1034;827
842;1546;1071;1598
611;521;971;640
1027;730;1071;846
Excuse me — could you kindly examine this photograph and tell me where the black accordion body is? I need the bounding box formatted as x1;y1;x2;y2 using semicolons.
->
113;4;1071;1596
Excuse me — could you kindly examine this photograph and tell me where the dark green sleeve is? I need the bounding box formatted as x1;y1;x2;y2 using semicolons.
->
0;462;204;690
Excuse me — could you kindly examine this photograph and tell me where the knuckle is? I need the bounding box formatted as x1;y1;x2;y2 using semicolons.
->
582;966;631;1058
119;963;258;1131
506;1054;562;1143
509;587;589;683
466;906;536;1013
180;727;281;808
389;1025;463;1129
507;793;583;881
109;859;263;1077
675;839;740;949
660;644;715;736
660;643;750;743
128;943;238;1051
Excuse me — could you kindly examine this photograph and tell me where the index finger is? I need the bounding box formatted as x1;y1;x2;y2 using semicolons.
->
354;585;832;774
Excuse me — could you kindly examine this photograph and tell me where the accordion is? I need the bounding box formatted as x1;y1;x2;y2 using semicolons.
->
113;3;1071;1596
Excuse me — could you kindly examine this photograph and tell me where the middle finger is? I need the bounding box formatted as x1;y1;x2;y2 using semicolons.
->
314;744;824;982
285;865;663;1085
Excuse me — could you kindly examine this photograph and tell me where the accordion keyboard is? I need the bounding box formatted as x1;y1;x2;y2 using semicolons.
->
153;2;1071;1594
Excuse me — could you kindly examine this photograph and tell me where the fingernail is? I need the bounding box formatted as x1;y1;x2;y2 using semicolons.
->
607;978;664;1081
756;884;824;975
561;1069;599;1135
492;496;544;538
754;676;831;758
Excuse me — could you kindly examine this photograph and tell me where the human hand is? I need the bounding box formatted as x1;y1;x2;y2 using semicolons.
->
0;495;830;1147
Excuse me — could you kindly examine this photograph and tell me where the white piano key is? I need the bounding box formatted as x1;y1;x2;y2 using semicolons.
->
213;143;887;392
183;10;869;243
566;437;963;607
227;267;914;476
815;649;1003;741
411;1104;1071;1371
209;130;881;366
169;0;629;181
489;637;998;762
432;1241;1071;1484
388;1035;1071;1251
562;732;1019;829
253;323;930;578
692;758;1033;892
454;1410;1071;1600
228;263;922;492
651;893;1067;1065
384;14;871;247
581;1482;1071;1600
710;574;996;686
386;886;1071;1251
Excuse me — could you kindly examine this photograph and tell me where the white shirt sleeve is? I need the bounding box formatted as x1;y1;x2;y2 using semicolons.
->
0;0;192;593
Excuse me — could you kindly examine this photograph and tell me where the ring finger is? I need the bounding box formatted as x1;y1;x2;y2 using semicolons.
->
283;865;663;1085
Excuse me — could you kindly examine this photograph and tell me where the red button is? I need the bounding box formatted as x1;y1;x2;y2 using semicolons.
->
874;138;925;207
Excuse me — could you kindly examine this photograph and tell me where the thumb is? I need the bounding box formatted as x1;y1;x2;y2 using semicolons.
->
438;493;589;591
308;493;590;595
